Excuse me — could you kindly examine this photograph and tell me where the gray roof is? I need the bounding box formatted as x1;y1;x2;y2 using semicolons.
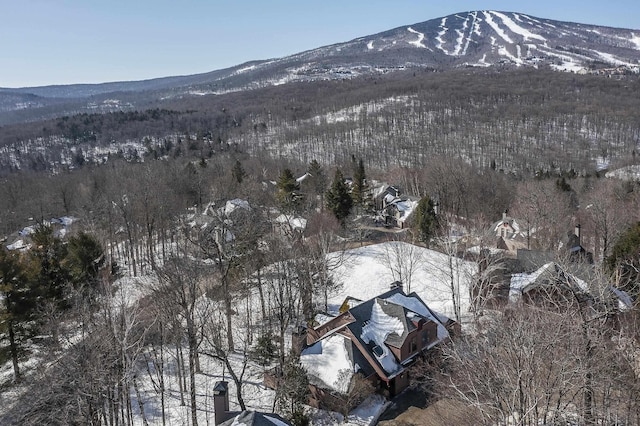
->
219;410;291;426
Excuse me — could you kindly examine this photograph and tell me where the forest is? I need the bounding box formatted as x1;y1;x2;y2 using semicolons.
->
1;67;640;425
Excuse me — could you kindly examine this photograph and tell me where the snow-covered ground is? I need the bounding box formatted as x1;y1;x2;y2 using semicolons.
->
327;241;477;322
1;240;471;425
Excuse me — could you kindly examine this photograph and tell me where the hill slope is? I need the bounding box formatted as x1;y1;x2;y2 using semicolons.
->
1;11;639;125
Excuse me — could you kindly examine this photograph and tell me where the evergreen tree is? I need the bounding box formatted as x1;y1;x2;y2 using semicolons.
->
307;160;327;196
231;159;246;184
414;196;438;245
326;169;353;225
0;247;37;382
606;221;640;298
276;168;300;211
351;158;368;207
276;355;310;426
306;160;327;211
63;232;105;302
29;225;70;311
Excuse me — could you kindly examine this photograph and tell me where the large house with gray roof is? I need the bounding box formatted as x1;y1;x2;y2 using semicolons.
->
296;285;455;409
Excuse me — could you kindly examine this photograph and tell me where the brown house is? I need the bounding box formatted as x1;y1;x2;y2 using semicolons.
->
298;287;453;409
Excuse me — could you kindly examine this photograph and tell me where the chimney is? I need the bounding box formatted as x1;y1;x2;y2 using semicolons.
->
575;224;581;245
502;210;507;221
213;381;230;425
390;281;404;292
291;324;308;355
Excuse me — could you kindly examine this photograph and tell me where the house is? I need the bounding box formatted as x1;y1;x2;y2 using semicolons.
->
510;262;632;312
373;186;418;229
297;286;453;409
213;381;291;426
491;211;528;255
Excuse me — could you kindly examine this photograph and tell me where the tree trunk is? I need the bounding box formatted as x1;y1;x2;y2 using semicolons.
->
8;321;20;383
188;320;199;426
224;279;235;351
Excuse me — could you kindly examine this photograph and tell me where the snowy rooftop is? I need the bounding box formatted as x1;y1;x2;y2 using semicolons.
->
300;334;355;394
359;301;404;374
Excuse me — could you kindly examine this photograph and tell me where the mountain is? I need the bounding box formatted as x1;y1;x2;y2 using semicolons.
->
1;11;639;124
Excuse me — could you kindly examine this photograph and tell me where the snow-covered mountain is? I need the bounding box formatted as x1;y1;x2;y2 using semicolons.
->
1;11;639;124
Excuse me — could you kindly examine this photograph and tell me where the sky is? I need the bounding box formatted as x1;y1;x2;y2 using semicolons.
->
2;0;639;88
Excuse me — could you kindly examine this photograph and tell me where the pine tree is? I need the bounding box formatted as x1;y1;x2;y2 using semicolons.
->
307;160;327;211
351;158;368;207
414;196;438;245
326;169;353;225
29;225;70;311
307;160;327;196
63;232;105;302
231;159;246;184
276;168;300;211
0;247;37;382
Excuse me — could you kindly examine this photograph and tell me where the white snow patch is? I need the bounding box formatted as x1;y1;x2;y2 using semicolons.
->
520;14;541;24
453;13;471;56
611;287;634;311
472;11;482;37
274;214;307;231
6;239;29;251
301;334;354;394
384;293;449;341
367;40;374;50
224;198;250;216
631;33;640;50
606;164;640;181
58;216;76;226
498;45;522;65
491;11;546;41
435;18;449;54
483;11;514;44
407;27;427;49
328;242;476;323
509;263;554;302
593;50;634;67
233;64;257;75
360;301;403;374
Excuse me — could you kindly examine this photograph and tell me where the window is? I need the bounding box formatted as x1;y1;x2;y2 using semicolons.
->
410;338;417;353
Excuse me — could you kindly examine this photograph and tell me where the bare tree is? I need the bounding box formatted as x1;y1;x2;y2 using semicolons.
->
153;245;212;426
444;259;640;425
382;239;423;294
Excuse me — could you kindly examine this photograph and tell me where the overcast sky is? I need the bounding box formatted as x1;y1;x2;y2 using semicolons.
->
2;0;639;88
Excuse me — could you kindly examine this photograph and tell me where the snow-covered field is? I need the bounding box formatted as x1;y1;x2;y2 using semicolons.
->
327;242;477;322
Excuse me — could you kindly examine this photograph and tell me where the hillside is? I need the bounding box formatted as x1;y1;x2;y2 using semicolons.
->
1;10;639;125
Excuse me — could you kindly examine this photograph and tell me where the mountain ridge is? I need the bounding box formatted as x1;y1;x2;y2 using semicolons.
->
1;10;639;124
